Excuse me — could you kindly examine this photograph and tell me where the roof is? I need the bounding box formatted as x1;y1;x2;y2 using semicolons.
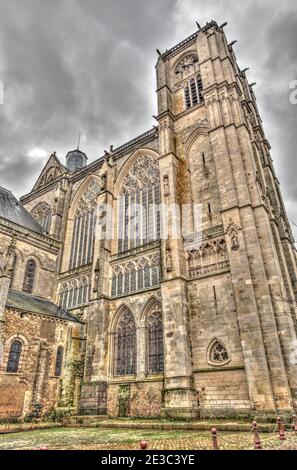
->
66;149;88;160
0;186;46;235
6;290;83;323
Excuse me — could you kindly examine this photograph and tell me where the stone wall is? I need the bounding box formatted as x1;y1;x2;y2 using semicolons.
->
194;369;251;418
0;308;81;418
107;381;163;418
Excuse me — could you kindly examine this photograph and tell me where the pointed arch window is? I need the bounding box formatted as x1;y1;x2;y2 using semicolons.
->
55;346;64;376
118;155;161;253
31;202;52;233
69;181;102;270
184;74;203;109
114;309;136;376
6;340;22;373
147;306;164;374
22;259;36;293
209;340;229;365
70;208;96;270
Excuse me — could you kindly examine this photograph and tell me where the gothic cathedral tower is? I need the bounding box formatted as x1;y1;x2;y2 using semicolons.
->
155;21;297;418
8;20;297;421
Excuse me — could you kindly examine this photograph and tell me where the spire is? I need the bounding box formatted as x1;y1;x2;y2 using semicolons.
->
77;132;81;150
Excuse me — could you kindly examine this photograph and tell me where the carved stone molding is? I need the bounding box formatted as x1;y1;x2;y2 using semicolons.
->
226;220;241;251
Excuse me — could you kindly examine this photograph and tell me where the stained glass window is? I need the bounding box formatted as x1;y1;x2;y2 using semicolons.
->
55;346;64;376
7;341;22;373
115;309;136;376
147;308;164;374
210;341;229;363
22;260;36;293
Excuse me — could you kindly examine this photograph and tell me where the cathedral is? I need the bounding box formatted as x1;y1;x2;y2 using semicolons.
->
1;20;297;421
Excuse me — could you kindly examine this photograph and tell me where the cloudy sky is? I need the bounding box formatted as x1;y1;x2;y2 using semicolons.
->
0;0;296;230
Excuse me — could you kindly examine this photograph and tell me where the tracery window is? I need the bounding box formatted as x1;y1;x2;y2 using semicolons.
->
22;259;36;293
58;276;90;309
6;340;22;373
111;253;160;297
55;346;64;376
174;54;204;110
114;309;136;376
31;201;52;233
175;54;199;79
209;340;229;364
69;181;101;270
147;305;164;374
118;155;161;253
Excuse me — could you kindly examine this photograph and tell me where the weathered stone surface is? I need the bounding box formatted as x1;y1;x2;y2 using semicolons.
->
1;20;297;420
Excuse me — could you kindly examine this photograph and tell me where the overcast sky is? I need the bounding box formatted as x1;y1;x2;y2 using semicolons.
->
0;0;296;232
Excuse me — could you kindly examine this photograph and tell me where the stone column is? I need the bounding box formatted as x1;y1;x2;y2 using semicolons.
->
138;320;146;379
51;176;69;240
0;237;16;323
80;163;114;414
156;56;198;418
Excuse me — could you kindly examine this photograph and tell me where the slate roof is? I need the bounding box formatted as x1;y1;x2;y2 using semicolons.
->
0;186;45;235
6;290;83;324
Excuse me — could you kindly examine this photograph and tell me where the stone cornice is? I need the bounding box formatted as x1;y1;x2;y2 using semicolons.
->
20;174;67;204
110;241;160;263
5;306;83;325
58;264;92;280
0;217;60;252
20;128;159;202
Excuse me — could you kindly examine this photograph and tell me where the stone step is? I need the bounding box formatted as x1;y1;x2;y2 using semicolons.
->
69;415;107;425
66;419;276;433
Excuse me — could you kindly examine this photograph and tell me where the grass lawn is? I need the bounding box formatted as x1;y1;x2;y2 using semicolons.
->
0;427;297;450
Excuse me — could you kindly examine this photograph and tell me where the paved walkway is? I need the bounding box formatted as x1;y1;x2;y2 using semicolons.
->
0;427;296;450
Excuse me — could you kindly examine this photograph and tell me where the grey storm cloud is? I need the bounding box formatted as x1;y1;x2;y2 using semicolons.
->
0;0;296;235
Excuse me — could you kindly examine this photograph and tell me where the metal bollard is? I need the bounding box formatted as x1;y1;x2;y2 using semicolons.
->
140;440;148;450
276;417;286;441
211;427;219;450
252;421;262;450
279;424;286;441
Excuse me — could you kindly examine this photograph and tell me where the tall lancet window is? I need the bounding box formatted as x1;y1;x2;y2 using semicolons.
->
147;304;164;374
69;181;102;270
174;54;204;110
118;155;161;253
114;308;136;376
22;259;36;293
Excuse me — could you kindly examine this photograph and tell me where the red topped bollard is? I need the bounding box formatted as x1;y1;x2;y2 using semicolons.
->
279;424;286;441
140;440;148;450
276;417;286;441
211;427;219;450
252;421;262;450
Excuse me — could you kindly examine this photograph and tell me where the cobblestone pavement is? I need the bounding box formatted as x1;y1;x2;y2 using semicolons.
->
0;427;297;450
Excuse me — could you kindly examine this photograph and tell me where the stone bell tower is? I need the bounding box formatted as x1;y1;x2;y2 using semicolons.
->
156;21;297;419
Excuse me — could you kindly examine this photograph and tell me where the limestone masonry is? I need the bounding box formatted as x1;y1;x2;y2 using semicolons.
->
1;20;297;420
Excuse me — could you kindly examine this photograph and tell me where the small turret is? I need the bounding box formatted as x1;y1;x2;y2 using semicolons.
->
65;149;88;172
